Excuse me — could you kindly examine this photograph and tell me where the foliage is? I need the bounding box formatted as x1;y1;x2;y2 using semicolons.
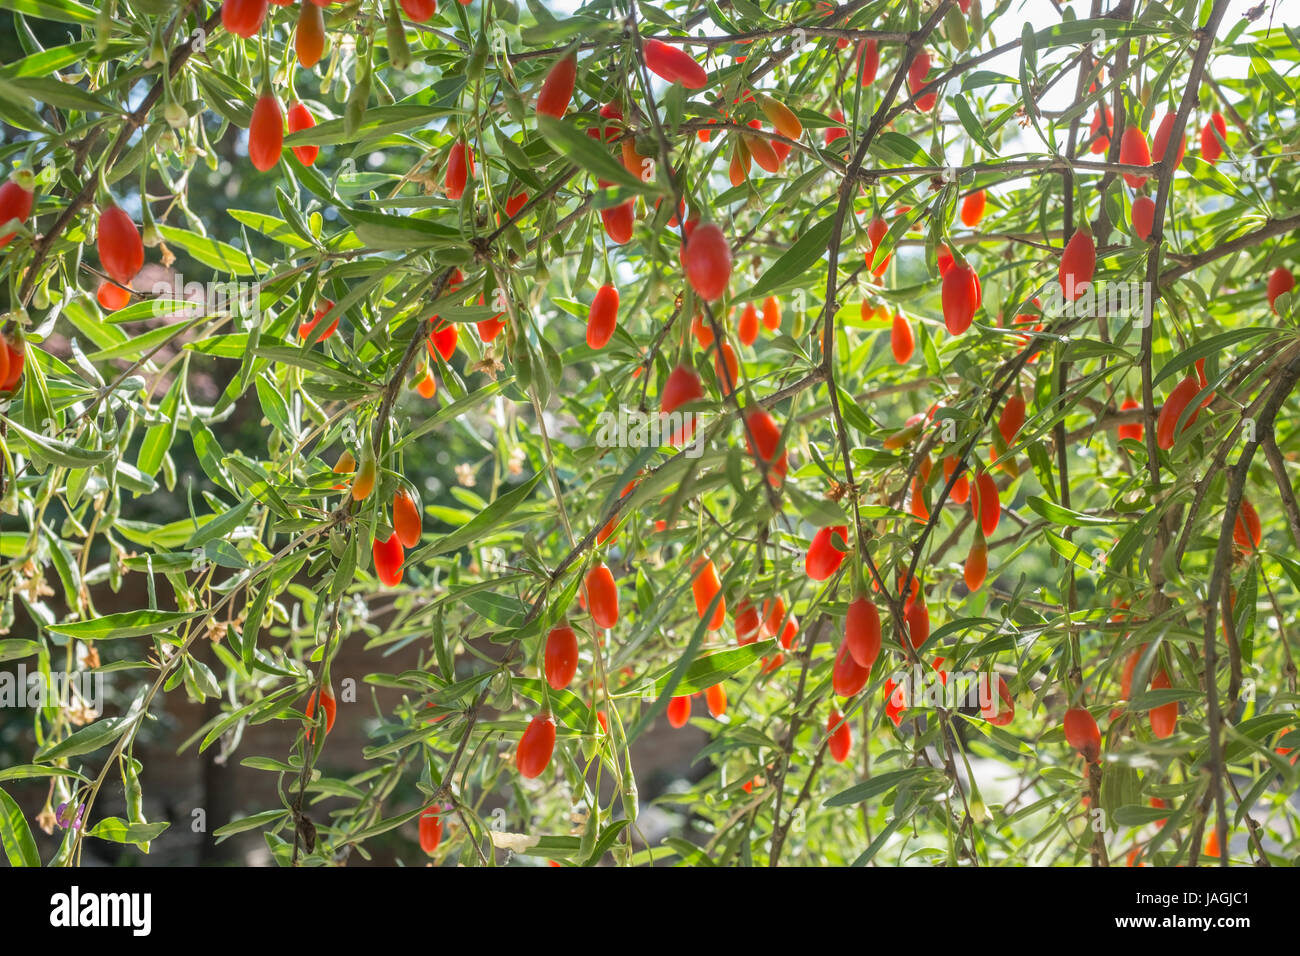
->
1;0;1299;868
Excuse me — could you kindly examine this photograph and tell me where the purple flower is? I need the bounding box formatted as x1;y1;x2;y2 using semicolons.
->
55;802;85;830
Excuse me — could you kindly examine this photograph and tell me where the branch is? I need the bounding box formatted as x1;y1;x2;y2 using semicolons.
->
1198;350;1300;869
18;8;222;303
1262;433;1300;556
1158;211;1300;285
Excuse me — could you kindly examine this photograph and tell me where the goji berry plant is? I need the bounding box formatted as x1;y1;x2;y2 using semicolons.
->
0;0;1298;869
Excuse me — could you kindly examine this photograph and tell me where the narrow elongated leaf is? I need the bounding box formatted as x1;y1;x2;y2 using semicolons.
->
742;214;837;300
0;787;39;867
47;610;201;641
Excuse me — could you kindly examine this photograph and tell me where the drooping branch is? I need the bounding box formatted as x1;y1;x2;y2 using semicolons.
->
18;7;223;304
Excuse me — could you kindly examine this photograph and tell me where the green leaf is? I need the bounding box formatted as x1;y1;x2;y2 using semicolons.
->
241;755;299;773
47;609;201;640
137;369;184;479
0;639;41;662
415;472;543;559
461;589;527;627
227;208;317;250
158;225;261;276
1025;495;1116;527
514;679;593;729
742;214;837;300
0;80;44;130
584;819;632;866
239;581;271;670
644;642;774;696
873;131;939;166
787;484;849;527
851;816;905;866
221;456;293;518
10;75;114;113
536;115;658;194
115;460;158;495
1151;327;1280;388
950;93;996;153
85;817;170;848
0;765;90;783
33;714;134;762
1220;715;1297;763
0;787;40;867
1111;805;1171;826
283;104;440;146
1034;17;1172;48
520;16;609;44
342;208;466;251
213;809;288;840
183;496;256;550
824;768;948;807
253;345;371;386
394;380;510;449
1;416;111;468
0;0;98;25
90;315;200;355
